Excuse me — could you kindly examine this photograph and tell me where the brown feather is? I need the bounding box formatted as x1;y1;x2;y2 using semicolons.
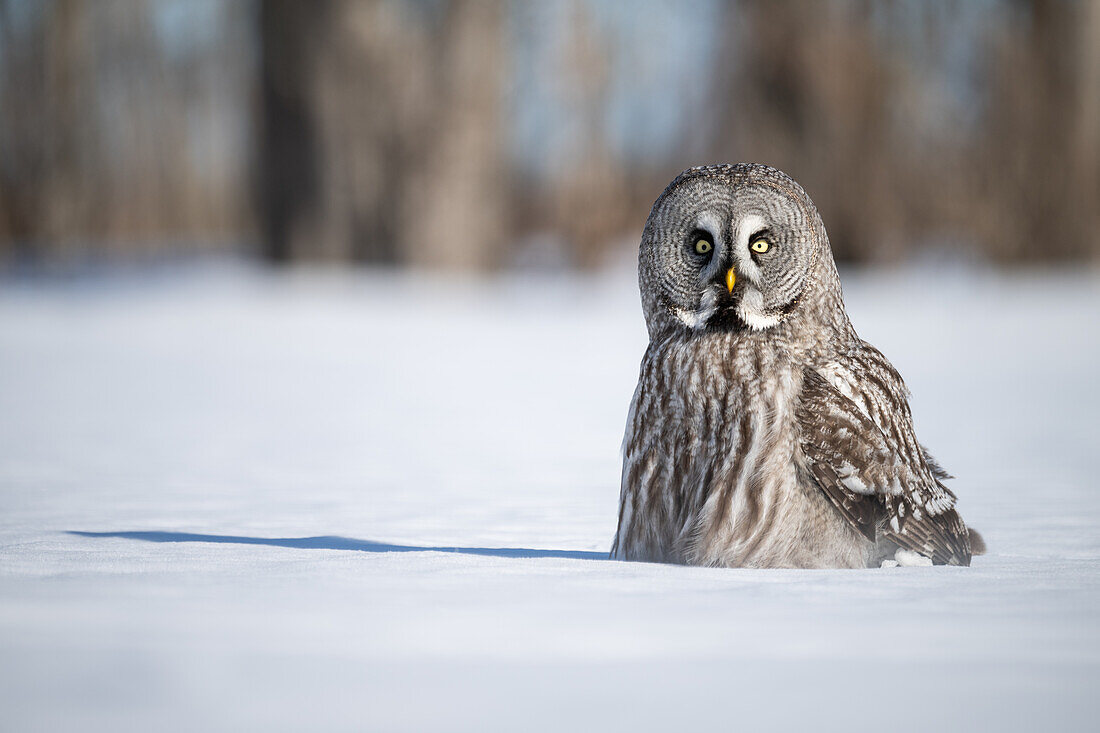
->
797;365;973;566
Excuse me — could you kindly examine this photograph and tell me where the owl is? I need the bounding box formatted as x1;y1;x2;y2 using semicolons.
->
611;163;984;568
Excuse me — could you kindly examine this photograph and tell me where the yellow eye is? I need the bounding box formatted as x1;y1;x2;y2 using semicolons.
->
750;239;770;254
694;238;713;255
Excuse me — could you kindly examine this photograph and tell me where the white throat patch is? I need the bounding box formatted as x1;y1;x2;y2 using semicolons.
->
672;287;720;329
736;287;783;331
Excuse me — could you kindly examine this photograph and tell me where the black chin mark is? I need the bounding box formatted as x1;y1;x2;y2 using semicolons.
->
705;304;747;332
705;294;800;333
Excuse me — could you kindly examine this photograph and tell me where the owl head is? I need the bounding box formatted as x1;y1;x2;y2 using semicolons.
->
638;164;839;337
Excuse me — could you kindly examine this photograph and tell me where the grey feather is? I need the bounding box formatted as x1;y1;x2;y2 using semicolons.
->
612;163;977;568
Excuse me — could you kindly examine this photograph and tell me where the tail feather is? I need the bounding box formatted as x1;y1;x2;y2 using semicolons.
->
968;528;986;556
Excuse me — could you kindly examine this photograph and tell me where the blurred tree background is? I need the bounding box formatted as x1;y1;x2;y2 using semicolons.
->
1;0;1097;270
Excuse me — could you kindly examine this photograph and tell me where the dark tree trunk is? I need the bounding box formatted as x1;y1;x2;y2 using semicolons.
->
254;0;329;263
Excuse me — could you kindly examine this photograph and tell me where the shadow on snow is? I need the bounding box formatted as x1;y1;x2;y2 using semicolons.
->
68;530;608;561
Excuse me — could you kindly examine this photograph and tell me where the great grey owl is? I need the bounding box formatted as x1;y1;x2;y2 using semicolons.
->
611;163;983;568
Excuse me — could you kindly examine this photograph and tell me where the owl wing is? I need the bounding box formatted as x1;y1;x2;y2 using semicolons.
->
796;345;971;566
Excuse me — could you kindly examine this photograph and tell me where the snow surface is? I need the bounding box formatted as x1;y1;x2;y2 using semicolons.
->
1;263;1098;732
893;549;934;567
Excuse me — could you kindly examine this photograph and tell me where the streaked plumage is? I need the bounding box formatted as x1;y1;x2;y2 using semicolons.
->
611;163;982;568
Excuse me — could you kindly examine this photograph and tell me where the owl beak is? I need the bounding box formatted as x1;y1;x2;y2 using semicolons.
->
725;267;737;293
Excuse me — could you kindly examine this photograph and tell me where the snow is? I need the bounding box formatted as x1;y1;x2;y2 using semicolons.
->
893;549;933;567
1;263;1098;732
